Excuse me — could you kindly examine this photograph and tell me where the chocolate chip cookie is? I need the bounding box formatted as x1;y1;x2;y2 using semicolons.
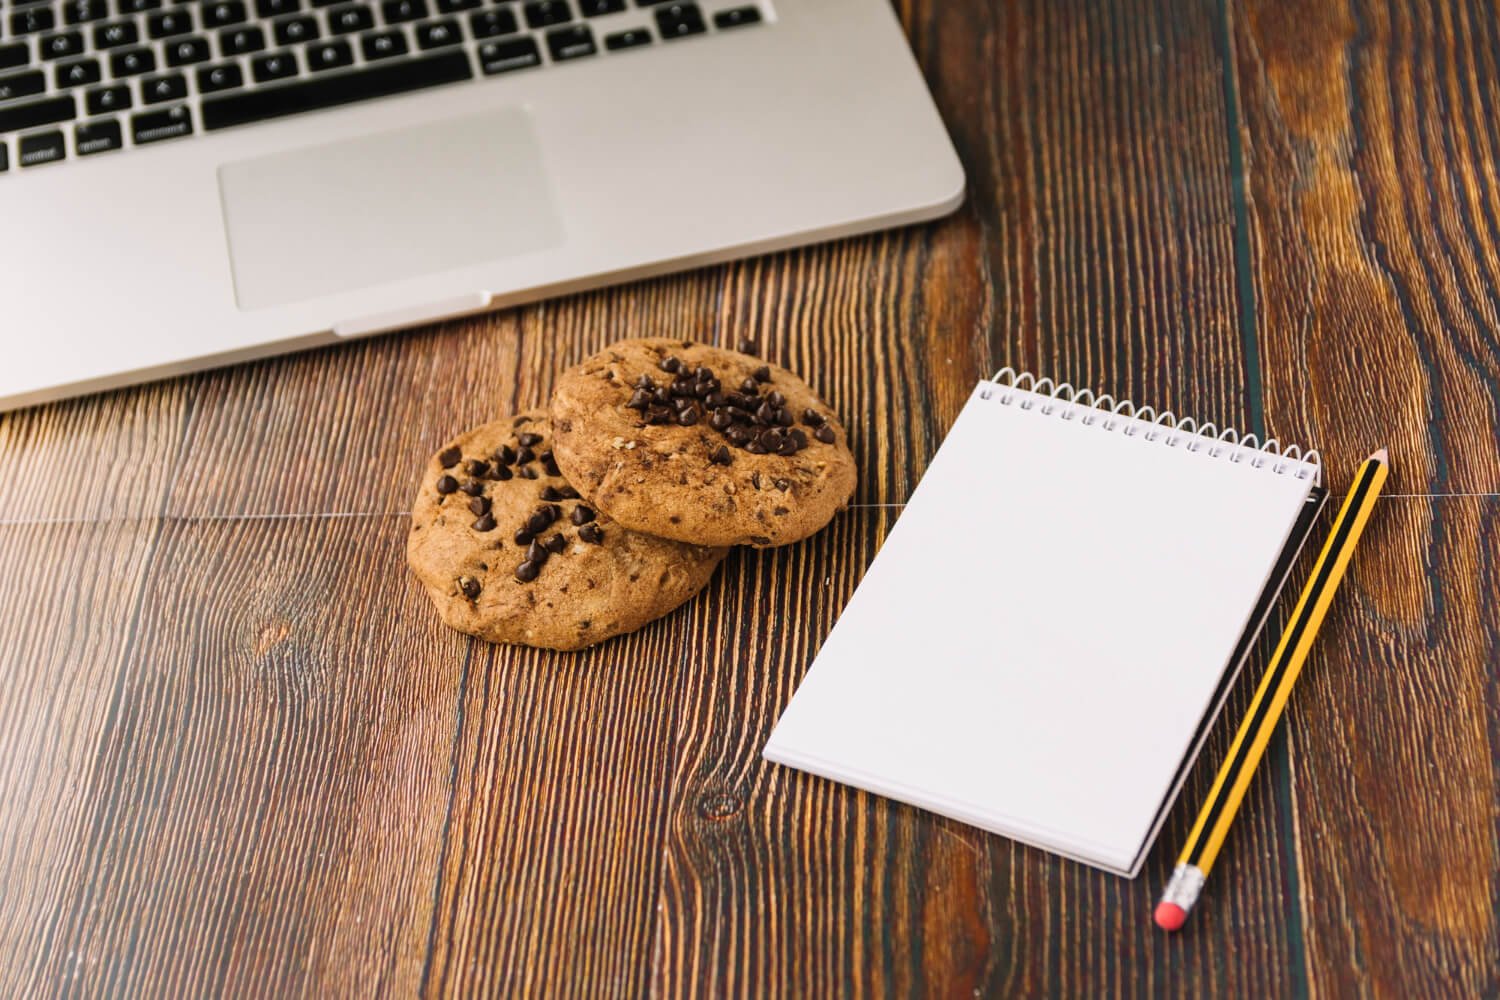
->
550;338;857;547
407;411;728;650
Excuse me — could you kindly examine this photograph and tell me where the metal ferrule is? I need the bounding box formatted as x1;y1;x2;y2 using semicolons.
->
1160;863;1206;912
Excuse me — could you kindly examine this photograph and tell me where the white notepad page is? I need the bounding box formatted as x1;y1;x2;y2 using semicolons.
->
764;378;1320;875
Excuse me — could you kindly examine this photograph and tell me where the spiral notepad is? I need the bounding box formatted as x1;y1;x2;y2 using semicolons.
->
764;370;1328;876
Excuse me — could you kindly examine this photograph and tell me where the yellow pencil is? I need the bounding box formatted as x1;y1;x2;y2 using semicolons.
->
1154;447;1390;932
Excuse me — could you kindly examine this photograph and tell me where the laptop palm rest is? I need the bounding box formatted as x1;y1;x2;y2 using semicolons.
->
217;108;564;311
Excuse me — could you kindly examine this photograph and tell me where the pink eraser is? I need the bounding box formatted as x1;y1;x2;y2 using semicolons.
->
1154;902;1187;932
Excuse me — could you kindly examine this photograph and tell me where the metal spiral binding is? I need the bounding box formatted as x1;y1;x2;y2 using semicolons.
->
979;368;1322;483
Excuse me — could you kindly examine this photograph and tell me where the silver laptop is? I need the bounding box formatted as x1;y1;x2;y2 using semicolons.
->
0;0;963;411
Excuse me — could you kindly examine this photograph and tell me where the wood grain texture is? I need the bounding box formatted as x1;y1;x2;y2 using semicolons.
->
0;0;1495;996
1233;0;1500;994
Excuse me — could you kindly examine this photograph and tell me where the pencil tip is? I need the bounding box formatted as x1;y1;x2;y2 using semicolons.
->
1372;447;1389;463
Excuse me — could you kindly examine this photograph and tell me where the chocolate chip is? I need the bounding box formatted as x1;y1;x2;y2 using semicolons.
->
776;408;794;427
815;424;836;444
438;446;462;468
515;561;540;583
465;459;490;478
548;504;563;522
518;467;538;480
435;475;458;495
495;444;517;465
790;429;808;449
738;338;757;354
740;377;759;394
515;446;535;464
753;365;771;382
460;479;484;497
672;396;694;412
755;402;776;425
727;426;753;445
459;576;481;599
776;437;799;456
558;486;581;499
634;374;655;389
515;527;534;545
766;391;785;407
545;533;567;554
758;428;783;448
677;407;700;426
659;356;682;373
527;511;551;535
492;464;514;481
653;387;672;405
627;390;652;410
469;496;492;516
774;478;791;491
709;409;733;431
541;486;565;501
705;392;727;408
527;540;549;564
710;445;732;466
728;392;757;409
578;523;604;544
802;409;824;426
571;506;596;525
472;513;497;532
746;440;768;455
518;432;543;447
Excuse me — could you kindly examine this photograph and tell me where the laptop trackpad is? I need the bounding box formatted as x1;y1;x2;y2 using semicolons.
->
218;108;563;310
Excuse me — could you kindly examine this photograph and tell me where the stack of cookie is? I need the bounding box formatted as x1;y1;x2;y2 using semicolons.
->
407;338;858;650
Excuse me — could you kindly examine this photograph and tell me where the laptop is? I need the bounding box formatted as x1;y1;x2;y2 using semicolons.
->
0;0;963;411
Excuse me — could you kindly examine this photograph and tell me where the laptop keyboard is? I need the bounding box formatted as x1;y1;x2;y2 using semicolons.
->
0;0;765;171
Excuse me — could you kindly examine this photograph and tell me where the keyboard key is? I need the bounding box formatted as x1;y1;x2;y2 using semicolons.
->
251;51;298;81
132;104;192;143
109;47;156;75
545;24;593;60
19;130;66;167
359;29;407;59
469;8;517;37
11;7;57;36
478;36;539;74
41;32;86;60
436;0;480;11
196;61;242;92
415;18;460;49
166;36;211;65
0;44;30;71
0;70;45;101
0;94;77;133
603;27;649;49
85;83;131;114
117;0;165;13
64;0;111;24
76;117;122;154
273;15;318;44
254;0;300;18
381;0;428;23
142;71;187;102
306;39;352;70
220;26;266;54
654;2;703;38
202;1;248;27
713;5;759;28
580;0;623;14
55;57;102;87
147;10;195;38
203;50;470;129
328;5;373;34
523;0;570;28
93;21;140;47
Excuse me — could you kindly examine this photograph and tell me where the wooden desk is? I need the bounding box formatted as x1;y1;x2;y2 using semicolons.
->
2;1;1496;994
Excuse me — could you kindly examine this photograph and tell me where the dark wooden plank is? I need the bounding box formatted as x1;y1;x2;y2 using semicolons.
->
1233;0;1500;992
3;515;461;996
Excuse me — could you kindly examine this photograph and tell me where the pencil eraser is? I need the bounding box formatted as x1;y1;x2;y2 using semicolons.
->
1154;902;1187;932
